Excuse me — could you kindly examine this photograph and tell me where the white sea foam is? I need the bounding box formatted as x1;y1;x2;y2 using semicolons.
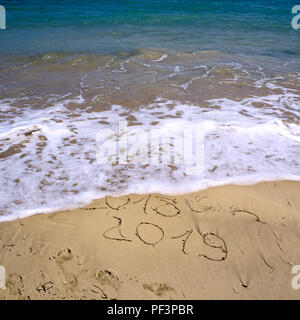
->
0;85;300;221
152;54;168;62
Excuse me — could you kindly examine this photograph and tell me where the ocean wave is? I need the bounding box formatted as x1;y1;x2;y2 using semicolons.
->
0;90;299;221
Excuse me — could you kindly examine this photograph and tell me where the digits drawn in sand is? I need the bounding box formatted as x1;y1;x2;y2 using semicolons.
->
143;195;151;214
230;206;266;224
183;194;228;261
152;198;181;217
105;196;130;210
171;230;193;255
99;193;228;261
135;222;165;247
103;216;132;242
198;232;228;262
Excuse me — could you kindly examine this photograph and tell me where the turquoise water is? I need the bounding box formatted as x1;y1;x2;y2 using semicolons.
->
0;0;299;57
0;1;300;220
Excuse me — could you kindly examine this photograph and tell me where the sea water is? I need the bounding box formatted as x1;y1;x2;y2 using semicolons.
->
0;0;299;220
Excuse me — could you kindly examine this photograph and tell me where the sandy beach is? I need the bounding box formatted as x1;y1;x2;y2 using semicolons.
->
0;180;299;300
1;0;300;304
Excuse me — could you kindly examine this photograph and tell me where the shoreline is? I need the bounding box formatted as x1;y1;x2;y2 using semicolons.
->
0;180;300;299
2;176;300;223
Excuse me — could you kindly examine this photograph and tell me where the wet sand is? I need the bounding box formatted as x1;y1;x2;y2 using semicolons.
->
0;181;300;300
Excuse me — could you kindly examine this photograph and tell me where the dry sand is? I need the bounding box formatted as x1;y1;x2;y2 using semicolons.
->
0;181;300;300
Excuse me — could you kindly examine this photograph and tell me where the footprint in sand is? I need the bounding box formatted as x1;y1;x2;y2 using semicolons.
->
143;283;175;297
95;269;121;298
6;273;24;297
50;248;78;292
